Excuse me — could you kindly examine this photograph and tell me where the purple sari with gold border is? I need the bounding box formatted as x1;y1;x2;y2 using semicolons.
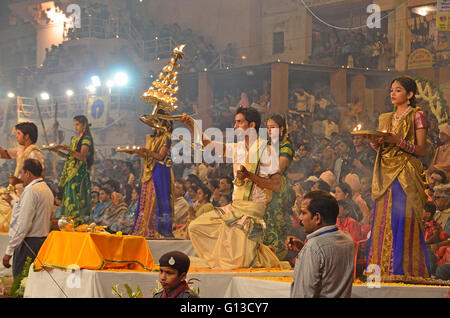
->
366;107;430;280
131;134;174;238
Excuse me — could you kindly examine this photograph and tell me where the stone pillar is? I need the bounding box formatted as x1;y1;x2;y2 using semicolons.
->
297;5;313;64
269;62;289;115
330;69;347;108
330;69;347;131
394;0;411;71
350;74;366;106
198;71;213;128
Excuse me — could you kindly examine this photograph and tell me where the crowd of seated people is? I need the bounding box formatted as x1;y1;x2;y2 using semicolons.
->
310;30;394;70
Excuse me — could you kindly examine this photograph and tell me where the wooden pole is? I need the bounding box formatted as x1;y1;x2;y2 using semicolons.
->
53;101;59;179
34;98;50;145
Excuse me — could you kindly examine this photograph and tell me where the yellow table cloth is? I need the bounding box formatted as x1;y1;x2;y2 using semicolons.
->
33;231;154;272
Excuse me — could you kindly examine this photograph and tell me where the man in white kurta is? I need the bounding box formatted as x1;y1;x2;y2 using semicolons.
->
183;108;282;269
0;123;45;232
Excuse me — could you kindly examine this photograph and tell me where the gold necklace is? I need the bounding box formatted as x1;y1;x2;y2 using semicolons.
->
393;106;411;121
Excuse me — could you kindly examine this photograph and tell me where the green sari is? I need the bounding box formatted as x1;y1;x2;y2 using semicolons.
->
59;135;92;222
263;139;296;260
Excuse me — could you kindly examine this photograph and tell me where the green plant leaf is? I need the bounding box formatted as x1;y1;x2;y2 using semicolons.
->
124;284;134;297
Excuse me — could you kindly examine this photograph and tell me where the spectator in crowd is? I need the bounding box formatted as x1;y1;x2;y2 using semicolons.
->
318;139;336;173
173;181;190;239
123;161;135;186
53;189;63;219
423;201;441;245
50;190;63;231
337;199;365;242
218;176;233;197
435;255;450;280
288;191;355;298
427;169;447;200
185;184;198;207
191;185;213;219
218;194;231;207
427;124;450;181
344;173;371;225
431;232;450;280
432;183;450;231
360;175;374;211
349;135;376;178
100;192;128;230
333;182;363;222
288;144;315;183
333;138;354;184
311;179;331;193
206;179;220;207
91;186;113;224
91;191;99;217
111;186;140;234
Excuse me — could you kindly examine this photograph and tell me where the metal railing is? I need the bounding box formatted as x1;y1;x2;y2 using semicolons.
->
15;92;140;122
63;16;176;62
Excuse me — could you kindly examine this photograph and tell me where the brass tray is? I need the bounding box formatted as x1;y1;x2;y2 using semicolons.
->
41;143;60;151
116;146;141;152
350;130;390;137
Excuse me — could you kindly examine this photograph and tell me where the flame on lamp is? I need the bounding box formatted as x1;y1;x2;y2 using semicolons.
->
353;124;362;131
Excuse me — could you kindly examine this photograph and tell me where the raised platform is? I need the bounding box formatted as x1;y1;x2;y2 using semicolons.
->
23;267;294;298
224;276;450;298
24;267;450;298
5;233;449;298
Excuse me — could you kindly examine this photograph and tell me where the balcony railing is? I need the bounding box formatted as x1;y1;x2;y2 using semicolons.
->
15;91;140;122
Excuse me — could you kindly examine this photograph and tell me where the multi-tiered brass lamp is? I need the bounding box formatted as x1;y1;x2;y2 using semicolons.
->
139;44;186;131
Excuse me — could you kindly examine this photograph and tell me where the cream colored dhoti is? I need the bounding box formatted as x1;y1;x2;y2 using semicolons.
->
0;189;12;232
188;200;281;270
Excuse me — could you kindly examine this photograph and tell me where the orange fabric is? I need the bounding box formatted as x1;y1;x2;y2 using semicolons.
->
33;231;154;272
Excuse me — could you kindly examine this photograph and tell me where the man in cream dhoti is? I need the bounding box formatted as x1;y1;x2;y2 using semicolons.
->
0;122;45;232
180;107;282;269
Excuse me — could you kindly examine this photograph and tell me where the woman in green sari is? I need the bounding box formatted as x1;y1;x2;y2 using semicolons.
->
53;115;94;224
263;115;296;260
